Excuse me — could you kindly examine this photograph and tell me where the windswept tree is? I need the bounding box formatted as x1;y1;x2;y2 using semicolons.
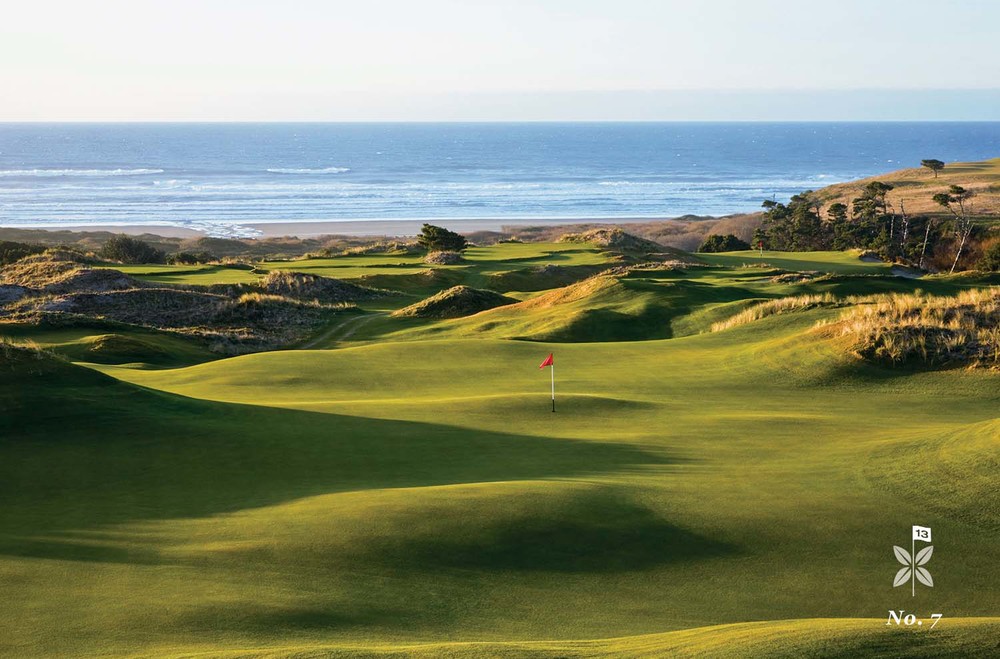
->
933;185;975;273
417;223;468;253
100;235;165;264
851;181;896;254
698;234;751;253
921;159;945;178
826;202;848;225
757;192;831;251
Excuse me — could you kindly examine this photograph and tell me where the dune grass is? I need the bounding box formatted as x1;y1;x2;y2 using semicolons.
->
836;288;1000;367
2;247;998;657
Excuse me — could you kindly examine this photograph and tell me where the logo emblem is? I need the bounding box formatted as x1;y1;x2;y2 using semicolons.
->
893;525;933;596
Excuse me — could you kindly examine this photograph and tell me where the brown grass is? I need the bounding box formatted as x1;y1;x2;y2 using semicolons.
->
710;294;840;332
711;288;1000;368
836;289;1000;368
817;157;1000;217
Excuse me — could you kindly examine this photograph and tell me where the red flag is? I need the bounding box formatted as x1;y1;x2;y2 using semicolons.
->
538;353;554;368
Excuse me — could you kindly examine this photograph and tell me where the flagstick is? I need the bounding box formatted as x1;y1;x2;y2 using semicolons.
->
550;363;555;413
911;535;915;597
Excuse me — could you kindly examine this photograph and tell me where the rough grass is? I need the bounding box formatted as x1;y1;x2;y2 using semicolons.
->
257;270;382;303
1;256;140;292
392;285;516;319
710;294;840;332
558;227;698;263
837;288;1000;368
817;156;1000;216
424;250;464;265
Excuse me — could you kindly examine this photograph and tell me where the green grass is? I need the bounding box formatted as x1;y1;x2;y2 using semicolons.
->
327;265;999;346
138;618;1000;658
1;247;998;657
0;323;217;367
99;244;616;291
698;250;893;274
99;263;265;285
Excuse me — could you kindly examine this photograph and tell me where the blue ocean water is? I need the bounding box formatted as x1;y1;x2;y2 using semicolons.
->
0;122;998;237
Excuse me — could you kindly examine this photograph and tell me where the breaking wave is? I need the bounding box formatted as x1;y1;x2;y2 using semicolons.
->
266;166;351;174
0;168;164;178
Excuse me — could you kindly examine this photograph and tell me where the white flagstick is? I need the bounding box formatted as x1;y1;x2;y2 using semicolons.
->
550;362;555;413
911;534;915;597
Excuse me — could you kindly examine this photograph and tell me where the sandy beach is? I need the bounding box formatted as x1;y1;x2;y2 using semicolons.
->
17;217;668;240
242;218;661;238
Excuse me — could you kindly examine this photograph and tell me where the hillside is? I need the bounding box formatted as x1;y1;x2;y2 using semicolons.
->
816;157;1000;217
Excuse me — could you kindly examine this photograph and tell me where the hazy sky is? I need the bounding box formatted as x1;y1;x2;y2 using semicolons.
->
4;0;1000;121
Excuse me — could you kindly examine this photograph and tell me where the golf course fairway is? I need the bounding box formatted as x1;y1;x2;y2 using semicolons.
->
2;245;998;658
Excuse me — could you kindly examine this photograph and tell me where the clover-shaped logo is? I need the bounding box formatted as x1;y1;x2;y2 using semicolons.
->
893;525;933;596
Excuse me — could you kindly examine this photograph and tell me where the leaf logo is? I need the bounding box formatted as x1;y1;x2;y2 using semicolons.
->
893;529;934;596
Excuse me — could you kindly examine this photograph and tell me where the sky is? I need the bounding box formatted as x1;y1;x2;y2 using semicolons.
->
3;0;1000;121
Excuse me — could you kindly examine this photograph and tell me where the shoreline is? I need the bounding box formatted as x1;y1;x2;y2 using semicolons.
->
0;217;686;240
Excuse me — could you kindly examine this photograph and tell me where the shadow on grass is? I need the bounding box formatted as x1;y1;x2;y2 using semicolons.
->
0;360;676;564
387;490;739;573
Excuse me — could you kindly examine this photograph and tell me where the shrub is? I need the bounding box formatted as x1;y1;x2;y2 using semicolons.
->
0;241;46;266
977;241;1000;272
698;234;752;253
167;251;217;265
417;224;468;252
100;235;165;264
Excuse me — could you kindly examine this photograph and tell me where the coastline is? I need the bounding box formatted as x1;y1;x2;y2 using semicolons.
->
3;217;680;239
244;217;676;237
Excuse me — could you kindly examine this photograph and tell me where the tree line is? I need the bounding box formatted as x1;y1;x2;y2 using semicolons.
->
750;178;997;272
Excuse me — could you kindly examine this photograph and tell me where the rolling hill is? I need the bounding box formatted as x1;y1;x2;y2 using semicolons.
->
1;241;998;658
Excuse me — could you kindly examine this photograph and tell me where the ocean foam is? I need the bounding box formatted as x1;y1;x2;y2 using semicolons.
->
0;168;164;177
266;167;351;174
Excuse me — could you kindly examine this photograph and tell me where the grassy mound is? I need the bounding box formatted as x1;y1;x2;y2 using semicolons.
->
711;294;841;332
392;285;516;319
258;270;381;303
0;341;120;434
399;275;680;342
0;340;57;376
0;256;140;293
164;617;1000;658
560;227;662;252
837;289;1000;368
357;267;467;294
485;264;608;292
559;228;699;264
81;333;172;365
9;288;352;354
424;250;464;265
47;288;226;326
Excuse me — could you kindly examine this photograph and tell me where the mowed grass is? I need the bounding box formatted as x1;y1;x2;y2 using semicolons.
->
99;243;616;289
335;264;999;346
2;247;998;657
698;250;892;274
141;618;1000;658
101;263;265;285
0;323;217;367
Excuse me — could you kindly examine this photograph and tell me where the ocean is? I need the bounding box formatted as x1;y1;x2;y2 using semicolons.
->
1;122;998;237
